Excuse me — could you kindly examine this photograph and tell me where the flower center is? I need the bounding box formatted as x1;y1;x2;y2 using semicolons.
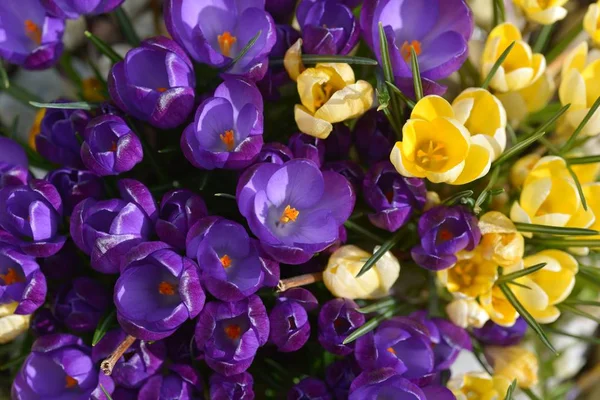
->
220;254;232;269
385;190;394;204
224;323;241;340
220;130;235;151
65;375;78;389
158;281;176;296
218;31;237;57
0;268;23;285
416;140;448;170
24;19;42;45
449;260;477;288
314;83;335;109
438;228;453;242
279;205;299;224
537;0;551;8
288;316;297;330
110;141;117;152
387;347;396;355
156;87;168;93
400;40;422;62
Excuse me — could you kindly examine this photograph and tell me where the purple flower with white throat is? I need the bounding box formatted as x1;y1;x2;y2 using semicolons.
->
318;298;365;355
0;245;46;315
109;36;195;129
45;168;104;216
210;372;254;400
186;217;279;302
81;115;143;177
182;78;264;170
0;137;29;189
53;277;110;333
269;288;318;352
0;179;65;258
0;0;65;70
115;242;204;340
195;295;269;376
237;159;355;264
42;0;124;19
165;0;277;79
156;190;208;251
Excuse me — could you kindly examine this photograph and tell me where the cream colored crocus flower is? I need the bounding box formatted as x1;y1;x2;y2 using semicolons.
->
478;211;525;267
481;23;546;93
497;71;555;125
513;0;568;25
0;303;30;344
294;63;373;139
559;42;600;137
481;281;521;327
486;346;539;389
446;298;490;328
323;245;400;300
509;153;541;188
449;372;512;400
438;252;498;299
390;95;495;185
584;1;600;46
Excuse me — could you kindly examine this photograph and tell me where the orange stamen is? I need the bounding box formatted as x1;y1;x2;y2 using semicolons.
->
438;229;453;241
24;20;42;45
279;205;299;224
65;376;78;388
220;255;232;269
224;324;241;340
400;40;422;62
220;130;235;151
218;31;237;57
156;87;168;93
158;281;176;296
387;347;396;355
110;142;117;152
0;268;23;285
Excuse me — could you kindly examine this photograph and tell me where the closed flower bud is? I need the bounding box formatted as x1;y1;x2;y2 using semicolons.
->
585;1;600;47
323;245;400;300
318;298;365;355
478;211;525;267
497;71;555;126
486;345;539;389
510;154;540;188
446;298;490;329
288;132;326;167
0;302;30;344
269;288;318;353
514;0;568;25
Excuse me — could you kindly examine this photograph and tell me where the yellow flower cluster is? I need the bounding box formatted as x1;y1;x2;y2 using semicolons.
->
585;0;600;47
513;0;569;25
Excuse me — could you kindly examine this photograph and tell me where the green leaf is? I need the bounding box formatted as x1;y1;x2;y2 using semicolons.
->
357;228;406;277
563;299;600;307
499;283;557;354
442;190;475;206
514;222;598;236
114;6;140;47
481;41;515;90
507;280;532;290
566;154;600;165
528;238;600;248
0;61;9;89
522;388;542;400
92;309;116;346
343;306;399;344
471;339;493;375
385;81;416;108
546;22;583;63
225;30;261;70
504;380;517;400
84;31;123;63
567;164;588;210
562;96;600;154
378;23;394;89
357;298;396;314
100;384;113;400
0;354;27;371
271;54;378;66
493;0;506;25
1;83;43;106
344;220;387;244
29;101;99;111
410;47;423;101
533;24;553;53
474;167;500;213
213;193;236;200
558;303;600;324
497;262;547;284
547;327;600;344
59;54;83;88
538;136;561;155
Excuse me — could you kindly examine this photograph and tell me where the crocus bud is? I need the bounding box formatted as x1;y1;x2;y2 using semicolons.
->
288;132;326;167
486;346;539;389
42;0;124;19
0;302;30;344
318;298;364;355
269;288;318;352
156;190;208;251
45;168;104;215
54;277;110;333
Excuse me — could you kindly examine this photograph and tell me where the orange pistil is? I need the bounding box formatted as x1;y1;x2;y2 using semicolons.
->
220;254;232;269
156;87;168;93
218;31;237;57
65;375;78;389
438;229;453;242
400;40;422;62
24;19;42;45
220;130;235;151
110;142;118;152
279;205;299;224
158;281;176;296
0;268;23;285
224;324;241;340
387;347;396;355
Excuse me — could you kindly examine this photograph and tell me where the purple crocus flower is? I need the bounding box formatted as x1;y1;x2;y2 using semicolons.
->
269;288;318;352
36;106;91;168
360;0;473;95
156;190;208;251
324;124;352;162
54;277;110;333
81;115;143;176
473;318;527;346
363;161;427;232
237;159;355;264
288;377;332;400
12;334;114;399
45;168;104;215
257;25;300;100
265;0;297;22
181;78;264;170
195;295;269;376
108;36;195;129
322;161;364;194
0;0;65;70
186;217;279;302
70;179;155;274
165;0;276;79
0;245;46;315
254;142;294;165
31;308;59;336
210;372;255;400
0;180;65;257
411;205;481;271
326;358;361;400
42;0;124;19
297;0;359;55
138;364;203;400
92;329;166;389
288;132;325;168
115;242;204;340
318;298;365;356
0;137;29;189
354;109;395;166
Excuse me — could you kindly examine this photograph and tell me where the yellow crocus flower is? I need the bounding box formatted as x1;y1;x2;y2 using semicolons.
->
584;0;600;47
513;0;569;25
390;95;495;185
438;251;498;298
478;211;525;267
481;23;546;93
510;154;541;188
449;372;512;400
480;284;521;327
496;71;555;126
0;303;30;344
486;346;539;389
446;298;490;328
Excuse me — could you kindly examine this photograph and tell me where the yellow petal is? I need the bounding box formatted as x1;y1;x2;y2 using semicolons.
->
561;42;588;81
294;104;333;139
390;143;420;178
297;67;332;113
510;201;533;225
559;69;587;109
451;139;493;185
284;38;304;81
316;63;355;85
520;176;551;217
411;95;455;122
314;80;373;123
512;277;549;311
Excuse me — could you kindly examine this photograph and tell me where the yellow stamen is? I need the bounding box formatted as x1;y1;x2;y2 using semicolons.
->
24;20;42;45
224;324;241;340
220;255;232;269
28;109;46;150
416;140;448;170
314;83;335;109
218;31;237;57
0;268;23;285
400;40;422;62
158;281;176;296
65;376;78;388
279;205;299;224
220;130;235;151
537;0;550;8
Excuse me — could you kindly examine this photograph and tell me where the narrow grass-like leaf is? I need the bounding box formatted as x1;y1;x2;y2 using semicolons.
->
84;31;123;63
0;61;9;89
546;22;583;63
92;309;116;346
214;193;236;200
100;384;114;400
271;54;378;66
493;0;506;25
481;41;515;90
497;263;546;284
499;283;557;354
558;304;600;324
563;300;600;307
442;190;475;206
566;155;600;165
410;48;423;101
114;6;140;46
514;222;598;236
492;130;547;167
533;24;553;53
0;354;27;371
471;339;493;375
343;306;398;344
521;102;570;139
29;101;98;111
474;167;500;213
528;238;600;248
538;136;561;155
377;22;404;129
59;54;83;88
2;83;43;106
357;228;406;277
225;30;261;70
562;96;600;153
385;81;416;108
507;280;532;290
578;268;600;289
358;298;396;314
344;220;387;244
504;380;518;400
378;23;394;87
547;327;600;344
522;388;542;400
125;117;167;183
567;164;588;210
